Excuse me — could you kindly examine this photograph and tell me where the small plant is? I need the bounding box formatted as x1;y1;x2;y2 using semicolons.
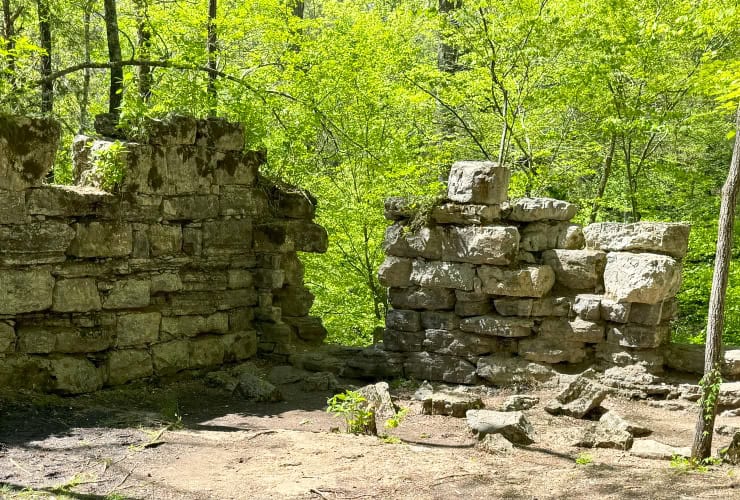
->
381;435;402;444
94;141;127;192
326;390;375;434
575;452;593;466
670;454;721;473
384;407;409;429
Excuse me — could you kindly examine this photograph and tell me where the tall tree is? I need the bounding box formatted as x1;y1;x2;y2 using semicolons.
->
135;0;153;101
36;0;52;113
103;0;123;117
692;103;740;460
2;0;22;90
206;0;217;116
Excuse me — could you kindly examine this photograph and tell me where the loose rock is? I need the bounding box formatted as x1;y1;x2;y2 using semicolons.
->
545;369;608;418
466;409;535;445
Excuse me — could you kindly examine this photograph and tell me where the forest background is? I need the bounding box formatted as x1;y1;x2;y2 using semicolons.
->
1;0;739;347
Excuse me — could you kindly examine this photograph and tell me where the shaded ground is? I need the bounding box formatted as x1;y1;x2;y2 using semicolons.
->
2;366;740;500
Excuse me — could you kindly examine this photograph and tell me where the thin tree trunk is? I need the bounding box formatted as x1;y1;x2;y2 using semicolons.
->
291;0;303;18
2;0;18;89
37;0;53;113
135;0;152;101
206;0;217;116
79;5;91;132
691;104;740;460
103;0;123;117
590;134;617;224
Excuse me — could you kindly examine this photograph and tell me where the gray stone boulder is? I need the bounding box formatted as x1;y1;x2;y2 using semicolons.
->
441;226;519;265
404;352;477;385
388;286;455;311
545;369;608;418
383;224;444;260
466;409;535;445
476;354;555;385
460;315;533;338
519;222;584;252
630;439;690;460
542;249;606;290
422;329;507;357
494;296;571;317
607;324;670;349
236;372;283;401
383;196;414;220
419;388;484;417
572;422;633;450
410;260;476;291
518;338;587;364
477;433;515;454
377;256;412;287
358;382;398;433
500;395;539;411
385;309;422;332
603;252;682;304
583;222;690;259
538;317;605;343
268;365;310;385
447;161;510;204
719;432;740;464
508;198;577;222
599;411;651;437
302;372;340;392
573;294;602;321
478;265;555;298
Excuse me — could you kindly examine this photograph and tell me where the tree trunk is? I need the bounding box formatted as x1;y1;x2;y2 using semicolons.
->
103;0;123;117
37;0;53;113
135;0;152;101
206;0;217;116
79;4;91;132
291;0;303;19
691;103;740;460
2;0;18;89
590;134;617;224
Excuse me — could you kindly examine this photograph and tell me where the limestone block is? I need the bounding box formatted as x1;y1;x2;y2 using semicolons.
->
403;351;477;384
383;223;443;260
447;161;510;204
595;343;665;372
631;439;690;460
166;146;212;194
213;149;263;185
455;299;492;317
431;203;502;225
628;301;671;326
0;190;26;223
196;118;245;150
388;286;455;311
219;186;269;217
281;253;305;286
558;224;586;250
53;278;101;312
283;316;327;345
285;221;328;253
459;315;533;338
151;272;183;293
0;116;60;190
0;221;75;265
107;349;153;385
189;335;226;368
441;226;519;265
542;249;606;290
573;294;602;321
273;285;315;316
162;194;219;220
478;265;555;298
269;187;317;219
0;355;52;390
107;194;162;222
179;268;228;292
607;324;670;349
146;224;182;256
386;309;422;332
410;260;475;291
520;222;584;252
421;311;460;330
383;196;413;220
494;296;571;317
68;222;132;258
18;324;113;353
466;409;535;445
383;328;425;352
0;269;54;314
161;312;229;338
603;252;682;304
152;340;190;375
423;329;506;357
145;116;197;145
222;330;258;361
518;337;587;364
476;353;555;385
0;322;16;352
508;197;577;222
116;312;161;347
203;219;252;255
103;279;151;309
228;269;253;290
600;298;630;323
378;256;413;288
539;317;605;343
583;222;690;259
49;356;104;394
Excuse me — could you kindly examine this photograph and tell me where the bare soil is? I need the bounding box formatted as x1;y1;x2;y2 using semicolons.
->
2;366;740;500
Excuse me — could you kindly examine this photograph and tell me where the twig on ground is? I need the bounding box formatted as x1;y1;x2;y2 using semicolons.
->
108;467;135;494
10;458;32;476
247;430;277;440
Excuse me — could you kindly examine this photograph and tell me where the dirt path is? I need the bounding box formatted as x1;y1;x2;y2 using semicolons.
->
2;374;740;499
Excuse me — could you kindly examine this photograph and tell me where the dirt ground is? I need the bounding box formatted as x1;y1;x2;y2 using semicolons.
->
2;364;740;500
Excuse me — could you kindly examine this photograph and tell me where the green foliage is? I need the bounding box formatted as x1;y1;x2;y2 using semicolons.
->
699;367;723;425
384;406;409;429
94;141;127;192
326;390;375;435
670;454;721;473
575;452;593;466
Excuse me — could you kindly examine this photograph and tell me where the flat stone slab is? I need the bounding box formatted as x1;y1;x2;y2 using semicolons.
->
630;439;690;460
584;222;690;259
466;409;535;445
572;422;633;450
419;389;484;417
508;197;577;222
545;369;608;418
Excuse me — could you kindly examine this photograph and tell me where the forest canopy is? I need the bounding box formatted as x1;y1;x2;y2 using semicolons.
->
1;0;739;346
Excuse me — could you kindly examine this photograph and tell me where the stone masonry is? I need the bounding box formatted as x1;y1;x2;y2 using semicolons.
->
0;115;327;394
378;160;690;385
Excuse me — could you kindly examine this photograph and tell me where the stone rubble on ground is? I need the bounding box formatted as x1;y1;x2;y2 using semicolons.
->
500;395;539;411
630;439;691;460
545;369;609;418
466;409;535;445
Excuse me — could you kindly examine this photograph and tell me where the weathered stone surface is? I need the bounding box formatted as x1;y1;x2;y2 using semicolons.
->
383;328;424;352
466;409;535;445
539;317;605;343
607;324;670;349
460;315;533;338
478;433;515;454
301;371;340;392
116;312;161;347
478;265;555;298
630;439;690;460
719;382;740;408
0;116;60;190
573;294;602;321
508;198;577;222
447;161;510;204
0;269;54;314
49;356;104;394
599;411;652;437
494;297;571;317
603;252;682;304
501;395;539;411
236;372;283;401
476;354;555;385
358;381;397;433
220;186;270;217
189;335;226;368
273;285;315;316
103;279;150;309
388;286;455;311
203;219;252;255
0;189;26;223
410;260;475;290
421;311;459;330
106;349;153;385
542;249;606;290
431;203;501;225
520;222;584;252
222;330;258;361
404;351;477;384
0;322;15;352
584;222;690;259
0;221;75;264
595;344;664;373
423;329;507;357
161;313;229;338
17;323;114;354
455;299;492;317
144;116;197;145
441;226;519;265
383;224;444;260
268;365;310;385
418;388;484;417
213;149;263;186
600;299;630;323
628;301;670;326
284;316;327;344
545;370;608;418
52;278;101;312
719;432;740;465
268;187;317;219
377;256;413;287
518;338;587;364
383;196;414;220
573;422;633;450
386;309;422;332
68;222;132;258
162;194;219;220
343;345;405;379
196;118;245;151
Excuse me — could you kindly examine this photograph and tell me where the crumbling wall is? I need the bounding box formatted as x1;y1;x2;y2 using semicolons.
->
0;115;327;394
378;161;691;384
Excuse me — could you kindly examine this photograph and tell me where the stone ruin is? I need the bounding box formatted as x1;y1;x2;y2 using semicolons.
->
0;115;327;394
377;160;697;384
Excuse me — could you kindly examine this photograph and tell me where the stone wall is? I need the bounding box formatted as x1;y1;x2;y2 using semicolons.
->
378;161;691;384
0;115;327;394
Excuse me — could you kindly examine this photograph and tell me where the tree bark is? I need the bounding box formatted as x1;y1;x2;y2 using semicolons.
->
103;0;123;117
79;4;91;132
206;0;217;116
691;103;740;460
37;0;53;113
135;0;152;101
2;0;19;89
590;134;617;224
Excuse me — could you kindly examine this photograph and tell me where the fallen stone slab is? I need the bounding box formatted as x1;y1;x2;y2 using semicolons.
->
630;439;690;460
477;433;514;454
545;369;608;418
599;411;652;438
420;389;484;418
466;409;535;445
500;395;539;411
236;372;283;402
572;422;633;450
